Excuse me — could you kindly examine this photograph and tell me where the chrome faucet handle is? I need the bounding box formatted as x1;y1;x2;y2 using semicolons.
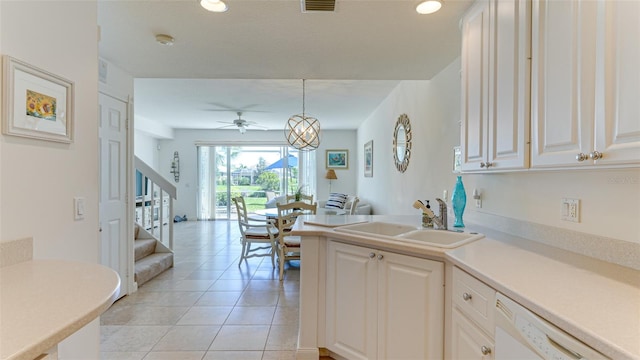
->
434;198;448;230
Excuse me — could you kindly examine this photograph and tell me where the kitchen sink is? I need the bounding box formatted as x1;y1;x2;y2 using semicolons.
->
334;221;484;248
395;229;484;248
334;221;419;237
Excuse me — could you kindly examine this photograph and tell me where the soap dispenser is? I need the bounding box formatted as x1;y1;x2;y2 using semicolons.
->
422;200;434;228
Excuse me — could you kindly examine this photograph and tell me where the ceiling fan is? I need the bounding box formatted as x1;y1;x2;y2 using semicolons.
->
216;112;267;134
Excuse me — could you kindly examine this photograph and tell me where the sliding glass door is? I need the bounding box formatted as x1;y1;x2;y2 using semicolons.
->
197;145;303;220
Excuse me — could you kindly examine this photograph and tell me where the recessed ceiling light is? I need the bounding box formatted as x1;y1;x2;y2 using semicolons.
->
416;0;442;14
155;34;175;46
200;0;228;12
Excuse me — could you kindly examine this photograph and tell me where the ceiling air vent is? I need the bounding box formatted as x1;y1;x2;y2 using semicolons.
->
301;0;335;12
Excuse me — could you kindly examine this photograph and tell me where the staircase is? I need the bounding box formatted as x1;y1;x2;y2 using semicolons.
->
134;156;177;287
134;224;174;287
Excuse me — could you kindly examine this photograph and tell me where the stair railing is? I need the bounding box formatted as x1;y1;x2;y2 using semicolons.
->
135;156;177;249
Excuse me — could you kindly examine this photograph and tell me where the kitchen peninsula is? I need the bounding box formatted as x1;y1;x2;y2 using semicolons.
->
292;214;640;360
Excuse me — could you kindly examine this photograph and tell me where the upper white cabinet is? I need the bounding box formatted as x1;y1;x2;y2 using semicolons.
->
325;240;444;360
460;0;530;172
531;0;640;168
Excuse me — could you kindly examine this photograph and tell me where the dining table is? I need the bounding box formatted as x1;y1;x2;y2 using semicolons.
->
253;207;346;218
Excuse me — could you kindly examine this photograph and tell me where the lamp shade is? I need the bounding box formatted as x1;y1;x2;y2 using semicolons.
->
325;169;338;180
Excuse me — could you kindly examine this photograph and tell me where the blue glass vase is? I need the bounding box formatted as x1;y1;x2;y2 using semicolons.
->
451;176;466;227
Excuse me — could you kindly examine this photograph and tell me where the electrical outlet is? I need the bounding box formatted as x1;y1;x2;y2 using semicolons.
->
561;198;580;222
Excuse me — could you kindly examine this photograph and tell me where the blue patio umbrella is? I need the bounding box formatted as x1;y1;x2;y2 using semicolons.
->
265;154;298;170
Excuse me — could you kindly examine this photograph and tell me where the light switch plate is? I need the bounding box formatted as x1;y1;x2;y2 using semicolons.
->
561;198;580;222
74;197;85;220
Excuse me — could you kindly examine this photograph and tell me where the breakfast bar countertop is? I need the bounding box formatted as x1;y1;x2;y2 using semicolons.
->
0;259;120;360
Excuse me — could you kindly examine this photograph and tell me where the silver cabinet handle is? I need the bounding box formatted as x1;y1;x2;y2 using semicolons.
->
369;252;376;259
481;346;491;355
377;254;384;260
485;162;493;168
480;162;486;168
576;153;588;162
589;151;603;160
462;292;472;301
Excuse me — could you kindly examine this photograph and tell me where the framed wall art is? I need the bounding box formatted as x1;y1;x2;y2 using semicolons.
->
2;56;74;143
364;140;373;177
326;149;348;169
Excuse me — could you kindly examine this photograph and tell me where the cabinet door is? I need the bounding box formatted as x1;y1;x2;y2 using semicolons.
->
487;0;530;170
595;0;640;166
451;307;495;360
531;0;598;168
326;241;377;360
377;252;444;360
461;0;490;171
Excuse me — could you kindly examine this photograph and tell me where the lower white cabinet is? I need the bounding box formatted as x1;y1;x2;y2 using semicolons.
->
325;240;444;360
450;266;496;360
452;307;495;360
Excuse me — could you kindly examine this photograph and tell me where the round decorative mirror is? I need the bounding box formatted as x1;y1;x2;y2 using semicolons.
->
393;114;412;173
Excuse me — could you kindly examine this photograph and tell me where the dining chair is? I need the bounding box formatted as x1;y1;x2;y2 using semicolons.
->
276;200;317;280
232;196;278;267
285;194;314;204
348;196;360;215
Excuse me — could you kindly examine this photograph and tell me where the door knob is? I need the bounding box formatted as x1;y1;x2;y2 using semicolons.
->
589;151;603;160
369;252;376;259
377;254;384;260
480;162;486;168
462;292;472;301
576;153;588;162
481;346;492;355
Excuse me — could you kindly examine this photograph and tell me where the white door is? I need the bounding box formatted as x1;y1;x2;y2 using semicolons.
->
99;92;129;297
460;0;490;172
530;0;598;168
595;0;640;166
326;241;377;360
487;0;530;170
377;251;444;360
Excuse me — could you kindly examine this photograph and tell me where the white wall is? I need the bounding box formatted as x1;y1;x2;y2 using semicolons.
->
315;130;357;201
135;130;159;168
358;57;640;245
1;1;102;357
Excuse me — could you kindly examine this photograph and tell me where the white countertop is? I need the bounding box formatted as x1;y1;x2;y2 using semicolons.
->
0;260;120;360
447;237;640;360
293;215;640;360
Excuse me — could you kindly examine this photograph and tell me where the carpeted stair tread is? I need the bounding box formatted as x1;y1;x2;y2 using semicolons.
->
134;252;174;287
134;238;157;262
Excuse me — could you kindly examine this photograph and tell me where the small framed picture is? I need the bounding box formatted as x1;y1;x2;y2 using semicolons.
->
326;149;349;169
453;146;462;173
364;140;373;177
2;56;74;143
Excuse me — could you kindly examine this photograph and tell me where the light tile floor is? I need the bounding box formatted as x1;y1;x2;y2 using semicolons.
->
101;220;301;360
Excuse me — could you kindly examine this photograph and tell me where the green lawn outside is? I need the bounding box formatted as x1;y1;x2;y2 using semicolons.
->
216;185;269;212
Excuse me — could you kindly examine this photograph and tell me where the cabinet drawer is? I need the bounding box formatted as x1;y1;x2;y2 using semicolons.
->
452;267;496;335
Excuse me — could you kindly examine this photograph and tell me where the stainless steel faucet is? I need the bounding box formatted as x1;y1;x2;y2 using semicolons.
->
432;198;448;230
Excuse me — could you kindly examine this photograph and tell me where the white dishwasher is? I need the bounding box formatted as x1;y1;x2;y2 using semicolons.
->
494;292;609;360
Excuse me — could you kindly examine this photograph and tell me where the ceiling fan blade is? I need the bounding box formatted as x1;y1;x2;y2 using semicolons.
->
215;124;236;129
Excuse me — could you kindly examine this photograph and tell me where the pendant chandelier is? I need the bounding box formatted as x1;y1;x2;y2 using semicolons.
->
285;79;321;151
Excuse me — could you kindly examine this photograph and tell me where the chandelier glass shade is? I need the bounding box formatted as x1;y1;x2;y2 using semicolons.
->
285;79;321;151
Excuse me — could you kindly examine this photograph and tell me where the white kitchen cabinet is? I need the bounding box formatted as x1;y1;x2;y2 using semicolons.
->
450;266;496;360
325;240;444;360
531;0;640;168
460;0;530;172
452;307;494;360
